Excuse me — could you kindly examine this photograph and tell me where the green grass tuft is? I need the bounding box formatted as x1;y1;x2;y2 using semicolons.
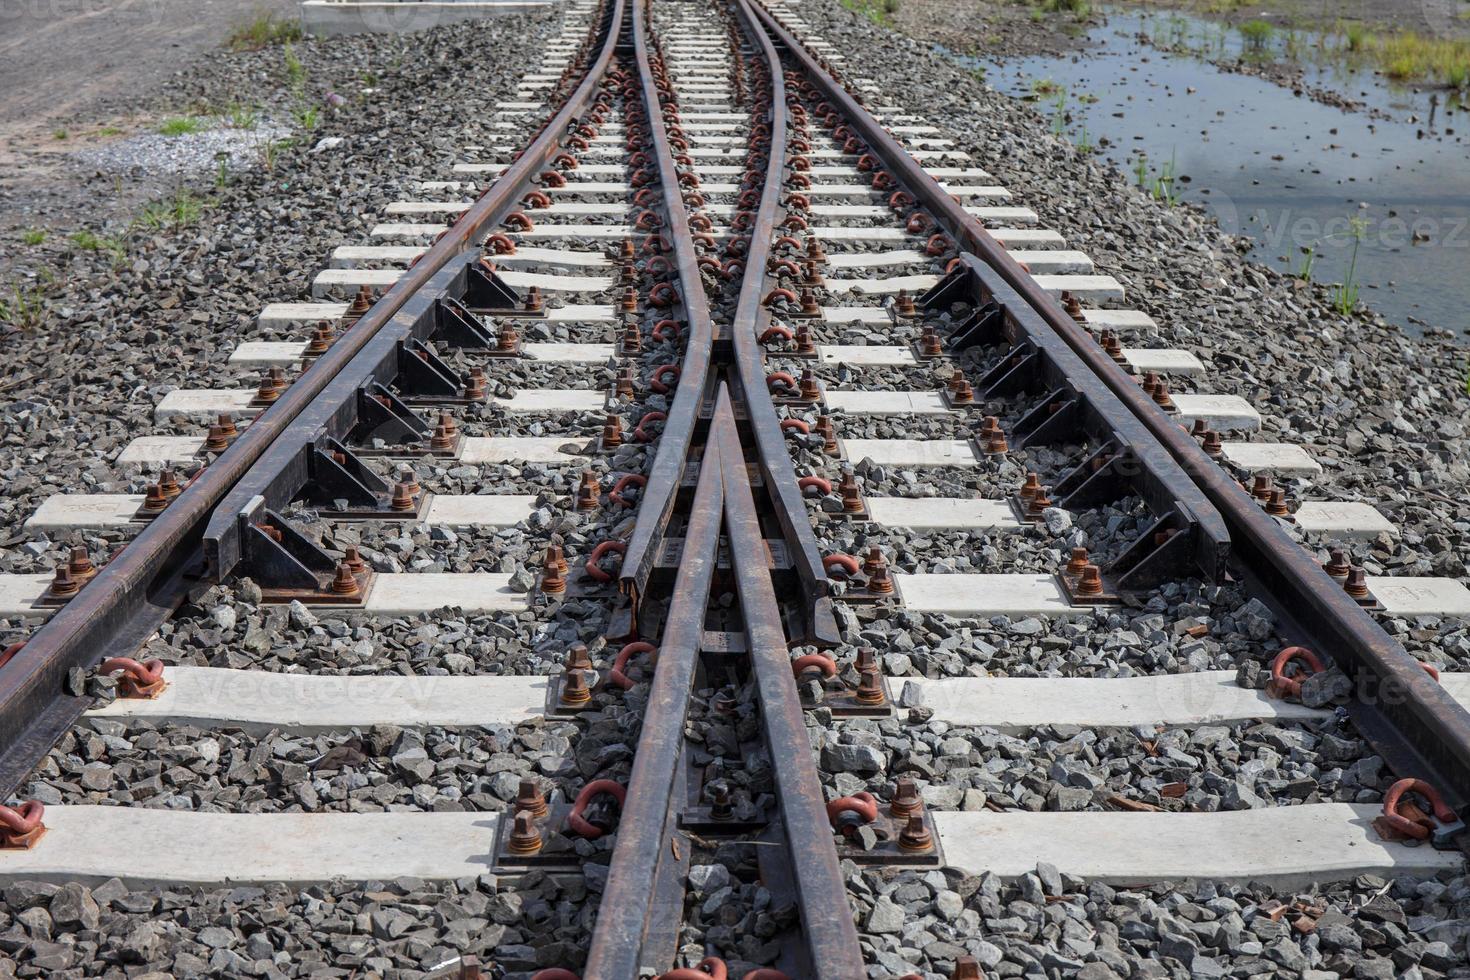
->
20;229;45;246
158;116;209;137
227;12;302;51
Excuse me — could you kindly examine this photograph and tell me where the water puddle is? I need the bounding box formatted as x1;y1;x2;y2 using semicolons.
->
954;7;1470;338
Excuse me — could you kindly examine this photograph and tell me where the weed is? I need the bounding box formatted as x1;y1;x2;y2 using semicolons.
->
1132;153;1149;188
52;129;68;140
1295;243;1316;280
1039;0;1090;14
96;126;125;137
839;0;895;26
20;229;45;246
1076;124;1093;153
361;71;379;88
284;43;307;95
258;136;295;171
0;284;47;332
1148;149;1180;205
1330;215;1367;315
1344;22;1369;52
1031;77;1064;97
1049;90;1068;136
216;154;231;188
138;189;206;232
225;102;260;130
227;12;302;51
70;230;127;262
158;116;209;137
1239;20;1275;52
294;105;321;132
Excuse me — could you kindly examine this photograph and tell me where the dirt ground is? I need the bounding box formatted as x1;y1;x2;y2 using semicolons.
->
0;0;298;238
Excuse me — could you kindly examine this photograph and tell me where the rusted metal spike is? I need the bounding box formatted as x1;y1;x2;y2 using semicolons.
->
816;414;839;454
1344;566;1372;602
894;288;916;318
855;665;886;705
507;810;544;855
523;286;543;314
560;661;591;707
898;812;934;852
330;562;360;597
576;470;600;512
794;321;815;355
158;470;182;499
514;778;548;818
1201;429;1223;458
798;368;821;401
391;481;416;513
1078;564;1104;597
68;547;96;582
139;483;169;515
1066;547;1089;576
602;414;624;448
464;367;487;401
50;565;79;599
343;547;367;575
1324;548;1351;579
891;778;922;818
1019;471;1042;501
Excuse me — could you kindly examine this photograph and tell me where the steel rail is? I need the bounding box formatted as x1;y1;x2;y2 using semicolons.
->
711;386;868;977
723;0;838;643
617;0;723;608
747;0;1470;814
0;0;625;797
582;404;725;978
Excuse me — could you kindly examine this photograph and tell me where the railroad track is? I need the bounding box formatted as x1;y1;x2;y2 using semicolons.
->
1;0;1468;976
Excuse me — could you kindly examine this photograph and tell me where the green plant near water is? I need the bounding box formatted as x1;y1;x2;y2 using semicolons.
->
1076;124;1093;153
1239;20;1275;53
1049;90;1068;136
1330;215;1368;315
1343;22;1368;52
0;284;47;332
227;12;302;51
1295;243;1316;280
1132;153;1149;188
1031;77;1064;97
20;229;45;246
158;116;209;137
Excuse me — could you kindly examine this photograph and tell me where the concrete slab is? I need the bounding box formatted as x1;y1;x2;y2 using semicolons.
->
1121;349;1205;376
259;302;347;329
370;222;448;238
1293;502;1396;538
841;438;979;468
964;206;1038;224
818;346;917;367
893;573;1086;617
826;274;938;296
0;574;52;618
1367;577;1470;618
492;389;604;414
1033;274;1126;303
87;666;547;733
155;390;260;422
525;343;614;363
548;304;616;323
824;390;952;415
230;341;305;368
1010;250;1094;274
24;495;146;532
116;436;206;466
1079;309;1157;331
1171;394;1261;433
1220;442;1322;476
0;806;500;886
822;307;893;325
460;437;581;464
935;804;1461;887
422;495;536;527
361;573;529;615
905;671;1328;732
866;498;1019;531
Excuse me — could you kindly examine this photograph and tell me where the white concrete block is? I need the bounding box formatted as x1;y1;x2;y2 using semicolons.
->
1033;274;1126;302
0;574;51;618
525;343;614;363
25;495;146;532
825;274;938;296
1080;308;1157;330
1010;250;1094;274
0;806;501;886
1172;394;1261;433
1293;502;1396;538
87;666;547;733
825;390;952;415
259;302;347;328
1368;577;1470;618
370;222;446;238
906;672;1328;733
965;206;1037;224
936;804;1461;887
866;498;1019;531
155;390;260;421
1220;442;1322;476
361;573;529;614
818;346;917;367
823;250;928;270
460;437;581;464
515;224;634;240
230;342;306;368
893;573;1086;617
116;436;206;466
841;439;979;468
329;245;426;267
1121;349;1205;376
492;389;604;414
422;495;536;527
547;304;616;323
311;268;402;297
821;306;892;325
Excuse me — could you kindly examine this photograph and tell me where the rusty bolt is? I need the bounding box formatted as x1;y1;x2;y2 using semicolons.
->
920;325;943;357
1140;372;1160;397
139;483;170;515
707;780;735;821
1266;489;1291;517
1066;547;1089;576
1062;291;1084;323
620;259;637;282
1344;566;1372;601
304;323;333;356
799;287;821;316
950;375;974;405
560;653;592;707
602;414;624;448
330;562;360;597
620;286;638;312
158;469;182;499
464;367;487;401
523;286;543;314
891;778;923;818
1019;472;1042;501
391;481;416;513
1324;548;1351;579
1025;487;1053;520
621;323;641;354
621;238;635;260
50;564;80;599
798;368;820;402
498;322;520;354
507;810;544;855
898;812;934;852
1251;474;1274;501
863;548;894;595
839;470;864;514
343;546;367;575
794;321;816;355
1201;429;1223;458
984;427;1009;455
429;423;455;452
216;414;238;438
254;370;282;404
576;470;600;512
1078;564;1104;597
855;664;886;705
203;424;230;453
1151;378;1175;409
816;415;839;454
806;235;826;261
894;289;916;318
1190;418;1208;438
514;778;548;818
616;366;636;399
68;547;97;583
340;285;372;327
855;647;878;671
541;554;567;597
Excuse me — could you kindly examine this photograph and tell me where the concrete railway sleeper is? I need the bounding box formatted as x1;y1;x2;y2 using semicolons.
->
0;0;1468;977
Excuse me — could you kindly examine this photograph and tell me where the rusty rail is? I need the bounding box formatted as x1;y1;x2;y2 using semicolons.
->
0;0;625;796
745;0;1470;815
